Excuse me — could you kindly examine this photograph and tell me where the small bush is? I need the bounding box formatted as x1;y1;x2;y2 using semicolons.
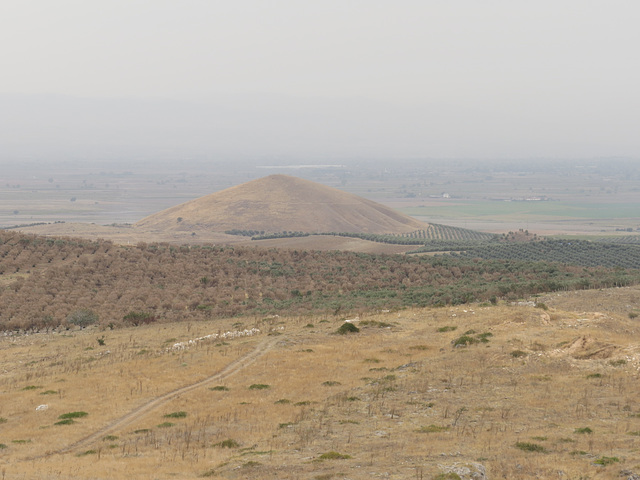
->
77;450;97;456
515;441;546;452
22;385;42;390
336;322;359;335
574;427;593;434
437;326;457;332
416;424;449;433
511;350;527;358
360;320;393;328
103;435;119;441
210;385;229;391
0;417;7;424
157;422;175;428
609;359;627;366
593;456;619;466
164;411;187;418
54;419;75;426
452;335;478;347
535;302;549;310
629;312;638;319
123;311;156;326
434;474;462;480
0;444;7;449
58;411;88;419
586;373;602;378
322;381;341;386
248;384;270;390
67;309;98;328
214;439;240;448
477;332;493;342
318;451;352;460
133;429;151;434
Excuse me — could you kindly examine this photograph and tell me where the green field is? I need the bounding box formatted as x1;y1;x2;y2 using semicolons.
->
400;200;640;222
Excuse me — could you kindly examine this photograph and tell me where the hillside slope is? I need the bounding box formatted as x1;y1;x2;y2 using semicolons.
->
134;174;429;234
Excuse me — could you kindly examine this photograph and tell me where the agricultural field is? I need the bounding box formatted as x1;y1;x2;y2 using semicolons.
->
2;158;640;235
2;230;640;332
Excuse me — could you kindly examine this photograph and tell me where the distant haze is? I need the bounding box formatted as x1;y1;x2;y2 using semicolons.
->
1;1;639;160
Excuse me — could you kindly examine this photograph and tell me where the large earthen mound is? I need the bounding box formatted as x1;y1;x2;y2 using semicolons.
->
135;174;429;234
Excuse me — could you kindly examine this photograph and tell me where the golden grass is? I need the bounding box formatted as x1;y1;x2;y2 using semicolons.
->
1;289;640;479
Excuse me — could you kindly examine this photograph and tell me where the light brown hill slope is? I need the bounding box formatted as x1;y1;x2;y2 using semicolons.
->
134;174;429;234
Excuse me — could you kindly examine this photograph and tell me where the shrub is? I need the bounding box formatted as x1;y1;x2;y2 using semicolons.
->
593;456;619;466
322;381;341;386
275;399;291;404
58;411;88;419
67;309;98;328
77;450;97;456
574;427;593;434
164;411;187;418
123;311;156;326
515;441;546;452
416;424;449;433
477;332;493;342
317;451;352;460
157;422;174;428
452;335;477;347
437;326;457;332
213;439;240;448
54;419;75;425
248;384;270;390
434;474;462;480
209;385;229;391
336;322;359;335
511;350;527;358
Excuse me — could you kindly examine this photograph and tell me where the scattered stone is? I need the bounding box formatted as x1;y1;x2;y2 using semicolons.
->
438;462;487;480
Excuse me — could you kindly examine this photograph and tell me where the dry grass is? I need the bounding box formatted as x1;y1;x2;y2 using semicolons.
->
1;288;640;479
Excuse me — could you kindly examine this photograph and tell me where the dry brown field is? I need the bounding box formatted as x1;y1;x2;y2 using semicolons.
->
2;287;640;479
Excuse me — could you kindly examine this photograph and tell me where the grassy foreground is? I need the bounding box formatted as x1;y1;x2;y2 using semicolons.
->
1;287;640;479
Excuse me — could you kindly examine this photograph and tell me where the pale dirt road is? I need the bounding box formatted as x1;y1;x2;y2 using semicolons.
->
40;335;279;458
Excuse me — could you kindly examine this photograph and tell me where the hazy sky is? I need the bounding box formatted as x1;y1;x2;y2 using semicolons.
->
1;1;639;159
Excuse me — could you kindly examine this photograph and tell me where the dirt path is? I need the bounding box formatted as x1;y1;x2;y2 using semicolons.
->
48;336;279;456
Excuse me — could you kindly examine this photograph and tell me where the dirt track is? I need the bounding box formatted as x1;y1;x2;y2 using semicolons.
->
46;336;279;457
